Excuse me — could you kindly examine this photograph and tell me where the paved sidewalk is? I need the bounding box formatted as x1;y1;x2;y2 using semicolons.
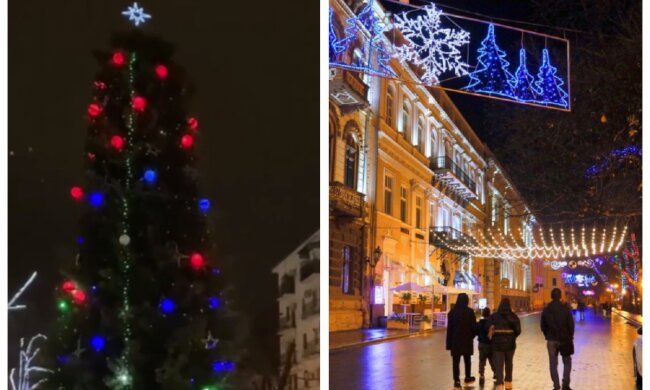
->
330;327;445;351
612;308;643;326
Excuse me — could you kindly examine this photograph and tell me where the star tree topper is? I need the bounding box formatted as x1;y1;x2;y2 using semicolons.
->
122;2;152;27
393;4;470;85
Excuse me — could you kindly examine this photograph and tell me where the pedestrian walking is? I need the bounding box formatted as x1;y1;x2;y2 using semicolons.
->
606;302;612;317
474;307;496;385
541;288;575;390
570;300;577;318
487;298;521;390
446;293;477;390
577;300;585;321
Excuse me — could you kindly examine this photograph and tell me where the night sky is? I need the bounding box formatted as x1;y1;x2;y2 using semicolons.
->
8;0;318;357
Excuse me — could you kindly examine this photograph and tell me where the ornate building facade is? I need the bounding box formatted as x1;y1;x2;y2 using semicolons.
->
329;0;549;330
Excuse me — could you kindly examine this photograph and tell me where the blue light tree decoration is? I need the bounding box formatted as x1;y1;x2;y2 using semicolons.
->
465;24;514;97
328;1;395;77
392;4;470;85
534;48;569;107
511;49;538;102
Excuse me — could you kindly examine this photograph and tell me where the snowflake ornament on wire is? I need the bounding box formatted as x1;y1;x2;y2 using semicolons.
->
393;4;470;85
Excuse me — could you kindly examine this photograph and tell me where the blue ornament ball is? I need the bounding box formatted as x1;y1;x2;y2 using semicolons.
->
143;169;157;184
90;335;106;352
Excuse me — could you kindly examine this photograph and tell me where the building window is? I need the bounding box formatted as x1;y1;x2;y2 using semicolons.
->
504;207;510;235
400;186;408;223
430;130;437;158
386;85;395;127
384;175;393;215
491;195;498;226
401;100;411;136
344;132;358;189
342;246;352;294
415;196;422;229
429;202;436;227
418;118;426;153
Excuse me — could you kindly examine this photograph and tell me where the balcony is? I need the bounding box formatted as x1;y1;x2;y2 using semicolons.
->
302;297;319;319
279;314;296;330
430;157;477;199
329;68;369;112
303;338;320;357
429;226;477;255
330;182;365;218
300;259;319;282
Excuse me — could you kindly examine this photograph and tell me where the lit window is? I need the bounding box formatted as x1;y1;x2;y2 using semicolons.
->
384;175;393;215
415;196;422;229
344;132;358;189
400;186;408;223
401;101;411;136
386;86;395;127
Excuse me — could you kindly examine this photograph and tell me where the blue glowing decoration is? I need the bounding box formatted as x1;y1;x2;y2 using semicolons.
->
160;298;175;314
211;268;221;276
465;24;514;98
585;145;642;177
562;273;597;287
77;236;85;245
212;361;235;374
90;335;106;352
199;198;210;213
328;2;396;77
208;296;220;310
122;2;151;27
57;355;71;365
88;192;105;208
143;169;157;184
534;49;568;107
511;49;538;102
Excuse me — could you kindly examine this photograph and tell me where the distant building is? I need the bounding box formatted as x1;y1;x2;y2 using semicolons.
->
273;231;320;390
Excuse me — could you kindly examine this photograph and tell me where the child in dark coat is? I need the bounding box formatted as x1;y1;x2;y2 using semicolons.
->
475;307;496;385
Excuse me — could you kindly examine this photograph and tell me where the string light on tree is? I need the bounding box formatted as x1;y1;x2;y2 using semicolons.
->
160;298;176;314
112;52;126;67
187;117;199;131
143;169;157;184
190;253;205;270
181;134;194;149
199;198;211;213
88;192;105;208
155;64;168;79
9;335;52;390
91;336;106;352
70;186;84;201
88;103;103;118
111;135;125;151
393;4;470;85
132;96;147;112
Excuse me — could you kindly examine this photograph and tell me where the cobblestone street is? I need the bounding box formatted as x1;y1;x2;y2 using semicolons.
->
330;310;640;389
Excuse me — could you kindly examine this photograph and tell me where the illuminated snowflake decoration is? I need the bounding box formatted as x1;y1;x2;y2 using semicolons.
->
122;2;152;27
10;334;52;390
105;359;132;389
393;4;470;85
8;271;37;311
202;331;219;350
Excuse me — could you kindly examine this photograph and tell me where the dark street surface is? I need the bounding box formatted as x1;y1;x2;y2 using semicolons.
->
330;310;640;389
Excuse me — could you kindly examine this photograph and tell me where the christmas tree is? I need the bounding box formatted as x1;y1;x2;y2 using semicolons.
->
534;48;569;107
464;24;514;97
50;10;234;390
511;49;538;102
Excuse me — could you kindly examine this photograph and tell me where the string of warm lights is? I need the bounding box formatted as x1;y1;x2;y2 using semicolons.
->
434;223;628;260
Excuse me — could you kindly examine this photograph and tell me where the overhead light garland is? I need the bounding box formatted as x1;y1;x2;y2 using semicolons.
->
434;222;628;260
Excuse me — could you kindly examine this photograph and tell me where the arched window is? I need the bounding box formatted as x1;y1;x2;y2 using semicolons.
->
430;130;437;159
401;100;411;137
418;118;426;153
344;131;359;189
386;85;395;127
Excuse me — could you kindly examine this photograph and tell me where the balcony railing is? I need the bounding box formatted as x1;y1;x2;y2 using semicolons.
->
330;182;365;218
429;226;477;255
329;68;369;111
430;156;477;198
303;338;320;357
279;314;296;330
302;297;319;319
300;259;319;281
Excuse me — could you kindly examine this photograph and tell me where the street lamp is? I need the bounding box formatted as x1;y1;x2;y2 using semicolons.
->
367;246;383;328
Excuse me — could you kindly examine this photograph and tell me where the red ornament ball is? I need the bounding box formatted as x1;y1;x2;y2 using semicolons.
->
190;253;205;270
155;64;168;79
112;52;125;66
111;135;125;151
70;186;84;201
187;117;199;131
72;289;86;303
88;103;102;118
132;96;147;112
62;280;76;292
181;134;194;149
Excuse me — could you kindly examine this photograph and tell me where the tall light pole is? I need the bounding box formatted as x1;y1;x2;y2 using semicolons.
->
368;246;382;327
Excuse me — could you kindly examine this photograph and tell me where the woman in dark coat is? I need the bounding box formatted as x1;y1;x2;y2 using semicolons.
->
446;293;477;389
487;298;521;390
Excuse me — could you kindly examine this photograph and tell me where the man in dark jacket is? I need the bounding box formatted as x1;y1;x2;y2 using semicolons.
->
446;293;477;390
488;298;521;390
577;300;586;321
541;288;575;390
475;307;496;385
